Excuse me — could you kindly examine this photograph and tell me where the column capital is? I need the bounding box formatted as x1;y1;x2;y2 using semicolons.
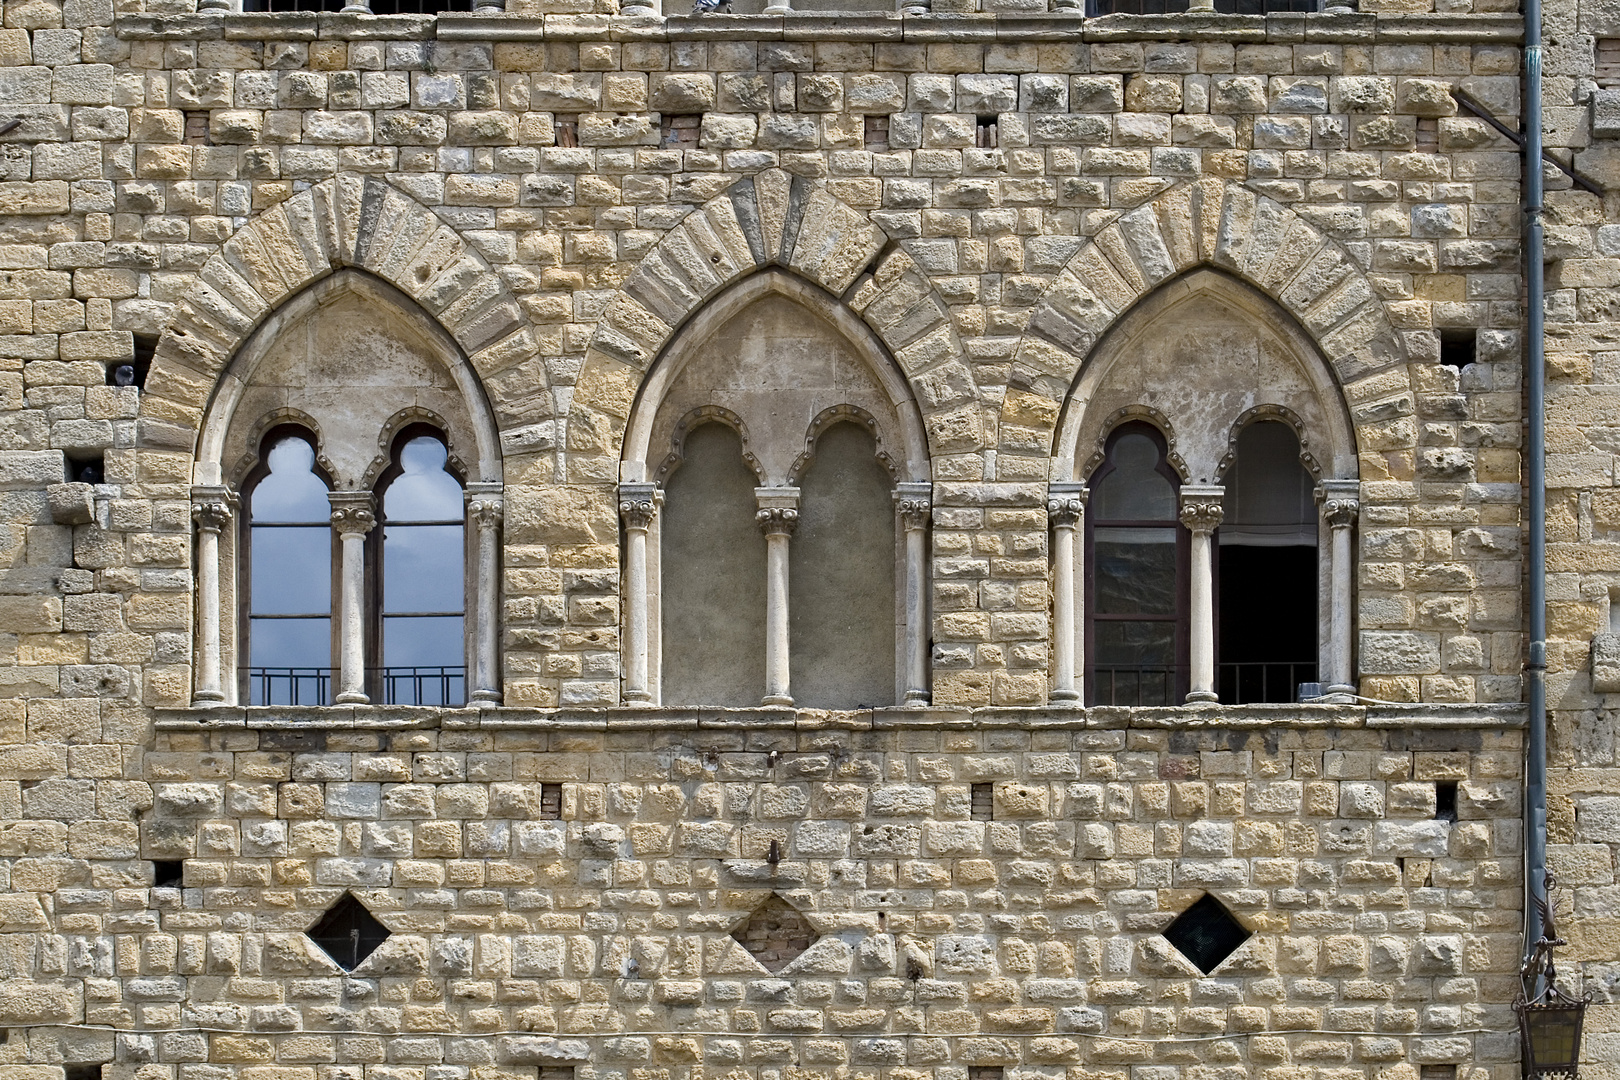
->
755;487;800;538
467;483;505;529
894;481;933;531
1178;484;1225;535
190;485;236;533
1047;481;1088;529
1317;479;1361;528
329;491;376;539
619;482;661;532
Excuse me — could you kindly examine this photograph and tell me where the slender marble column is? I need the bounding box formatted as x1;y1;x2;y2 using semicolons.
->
1047;482;1087;703
467;483;504;705
190;487;235;705
895;482;933;705
1180;485;1225;704
756;487;800;707
619;482;660;705
1318;479;1361;699
329;492;375;706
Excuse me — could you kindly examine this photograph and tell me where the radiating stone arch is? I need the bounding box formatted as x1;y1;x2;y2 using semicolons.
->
572;170;972;482
1006;178;1412;473
140;175;544;469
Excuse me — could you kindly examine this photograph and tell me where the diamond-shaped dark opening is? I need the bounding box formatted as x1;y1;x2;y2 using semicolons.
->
307;894;390;971
1163;893;1251;974
731;894;818;973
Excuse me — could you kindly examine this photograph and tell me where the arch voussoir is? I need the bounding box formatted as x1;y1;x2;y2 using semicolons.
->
571;170;970;478
1006;178;1412;467
140;174;544;458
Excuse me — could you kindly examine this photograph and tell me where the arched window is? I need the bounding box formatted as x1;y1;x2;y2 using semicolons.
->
376;430;466;706
1086;423;1185;706
1218;421;1318;703
242;428;333;705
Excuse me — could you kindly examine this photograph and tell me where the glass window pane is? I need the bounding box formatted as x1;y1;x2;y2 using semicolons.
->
384;436;462;522
1094;526;1177;614
249;616;332;670
383;524;464;613
1093;621;1177;706
250;526;331;614
1091;431;1176;521
1222;421;1317;546
383;615;464;669
252;437;330;523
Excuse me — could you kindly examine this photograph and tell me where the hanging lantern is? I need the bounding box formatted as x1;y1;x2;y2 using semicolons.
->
1515;874;1591;1080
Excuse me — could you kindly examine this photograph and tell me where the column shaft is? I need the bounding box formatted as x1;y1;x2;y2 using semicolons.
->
897;483;932;705
756;487;799;708
468;486;504;705
619;483;659;705
1319;481;1360;698
1180;486;1225;704
330;494;375;706
191;493;233;705
1048;484;1085;703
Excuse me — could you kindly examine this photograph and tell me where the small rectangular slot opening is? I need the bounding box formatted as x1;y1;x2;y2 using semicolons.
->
65;1066;105;1080
864;115;889;149
183;110;211;145
554;116;579;148
1598;38;1620;86
152;860;184;889
1435;781;1458;823
1439;329;1476;369
540;783;563;820
540;1068;576;1080
975;116;999;149
65;452;105;485
661;114;702;150
969;1068;1004;1080
970;783;994;821
1420;1066;1457;1080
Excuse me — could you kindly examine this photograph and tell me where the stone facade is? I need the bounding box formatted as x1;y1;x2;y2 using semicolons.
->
3;0;1620;1075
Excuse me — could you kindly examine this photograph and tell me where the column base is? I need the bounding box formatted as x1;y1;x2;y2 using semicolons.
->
1050;688;1081;703
470;689;503;705
762;694;794;707
1185;690;1219;704
190;692;227;706
1324;684;1357;703
623;690;655;706
335;691;370;704
904;689;931;705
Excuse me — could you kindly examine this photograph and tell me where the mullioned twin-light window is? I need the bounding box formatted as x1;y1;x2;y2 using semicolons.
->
243;426;466;706
195;267;1356;710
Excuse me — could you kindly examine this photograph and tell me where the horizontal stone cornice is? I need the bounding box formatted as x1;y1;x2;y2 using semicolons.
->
114;10;1524;44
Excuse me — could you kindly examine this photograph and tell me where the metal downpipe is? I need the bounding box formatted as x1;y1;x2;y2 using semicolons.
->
1522;0;1549;994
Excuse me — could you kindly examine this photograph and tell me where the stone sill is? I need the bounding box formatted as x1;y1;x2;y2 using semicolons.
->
114;10;1522;43
155;701;1528;732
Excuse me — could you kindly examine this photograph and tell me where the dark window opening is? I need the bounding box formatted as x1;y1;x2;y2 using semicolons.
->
66;452;104;485
540;1069;577;1080
1435;781;1458;823
1089;0;1319;11
555;116;579;148
662;114;702;150
1163;893;1252;974
1086;423;1187;706
242;427;334;707
65;1067;104;1080
970;783;993;821
969;1069;1005;1080
975;116;999;149
152;860;184;888
307;893;390;971
864;115;889;149
1420;1067;1457;1080
240;0;464;12
1415;117;1440;153
1217;422;1318;704
1440;329;1476;370
374;428;466;707
540;783;563;820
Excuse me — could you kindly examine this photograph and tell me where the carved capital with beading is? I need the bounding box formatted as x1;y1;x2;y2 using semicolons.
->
1178;485;1225;535
756;506;799;537
1047;482;1088;530
618;482;660;533
1317;479;1361;530
329;492;376;539
895;482;933;531
190;486;236;534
